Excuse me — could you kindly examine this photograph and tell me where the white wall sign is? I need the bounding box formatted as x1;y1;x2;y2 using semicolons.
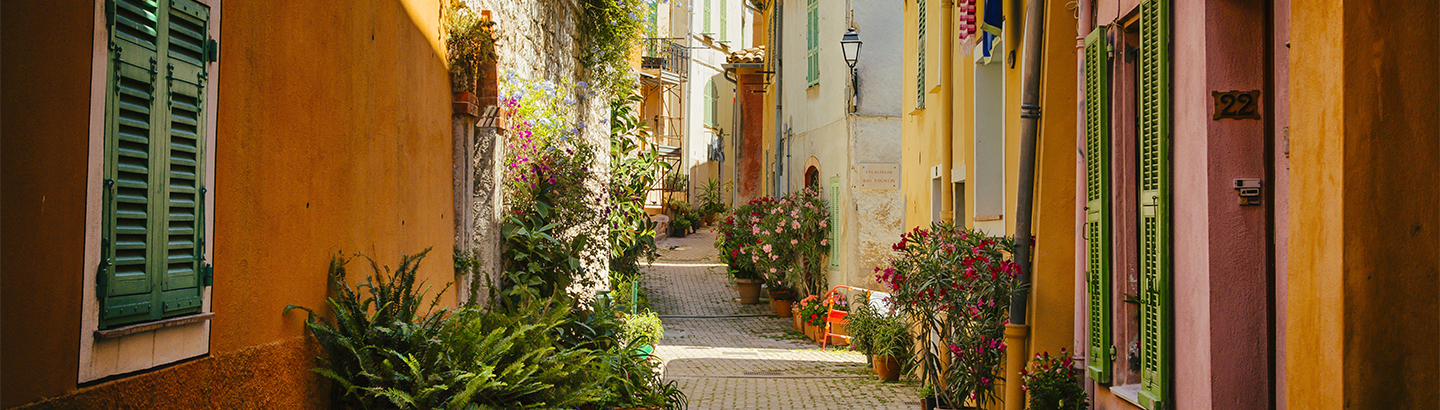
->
856;163;900;190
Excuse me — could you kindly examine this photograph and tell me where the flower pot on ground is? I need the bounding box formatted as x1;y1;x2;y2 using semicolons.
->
792;307;802;330
769;288;796;317
872;355;901;382
734;279;762;304
771;299;793;317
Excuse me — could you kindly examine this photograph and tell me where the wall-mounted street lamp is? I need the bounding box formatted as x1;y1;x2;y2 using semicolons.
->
840;26;863;110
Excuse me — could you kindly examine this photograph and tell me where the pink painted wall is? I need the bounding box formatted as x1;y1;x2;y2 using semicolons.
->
1174;0;1274;408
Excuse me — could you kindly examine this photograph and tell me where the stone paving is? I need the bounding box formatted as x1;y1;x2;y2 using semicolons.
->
645;230;918;409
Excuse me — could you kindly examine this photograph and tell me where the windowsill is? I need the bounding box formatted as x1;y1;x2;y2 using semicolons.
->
94;312;214;340
1110;384;1144;409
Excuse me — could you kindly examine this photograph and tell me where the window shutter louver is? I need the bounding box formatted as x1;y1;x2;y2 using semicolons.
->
704;0;712;34
806;0;818;87
101;0;210;328
828;178;840;269
159;0;209;316
720;0;728;41
102;0;163;327
1138;0;1171;407
916;0;926;109
1083;25;1113;384
704;81;715;126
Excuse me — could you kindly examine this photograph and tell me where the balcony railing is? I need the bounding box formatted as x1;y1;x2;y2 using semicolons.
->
641;38;689;79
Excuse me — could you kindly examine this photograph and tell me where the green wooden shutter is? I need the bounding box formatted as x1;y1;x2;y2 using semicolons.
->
704;81;715;126
916;0;926;109
1083;25;1113;384
806;0;818;87
1138;0;1171;407
100;0;209;328
704;0;712;34
828;177;840;269
101;0;163;328
720;0;728;41
158;0;209;317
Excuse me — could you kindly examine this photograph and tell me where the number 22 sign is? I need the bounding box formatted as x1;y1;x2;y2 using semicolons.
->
1212;90;1262;120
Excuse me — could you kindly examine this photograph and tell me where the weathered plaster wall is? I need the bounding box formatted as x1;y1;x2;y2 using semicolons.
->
21;337;327;410
1288;0;1439;407
215;0;454;355
1;0;94;406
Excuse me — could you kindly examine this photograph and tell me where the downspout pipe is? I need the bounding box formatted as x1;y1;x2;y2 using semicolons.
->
1009;0;1045;331
1005;1;1046;409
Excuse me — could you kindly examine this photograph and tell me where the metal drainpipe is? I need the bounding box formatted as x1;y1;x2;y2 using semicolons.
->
773;0;784;197
1005;0;1046;408
1009;0;1046;334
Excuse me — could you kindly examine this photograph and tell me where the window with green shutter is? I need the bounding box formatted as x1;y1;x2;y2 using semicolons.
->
720;0;728;42
101;0;212;329
1083;25;1113;385
828;177;840;269
806;0;819;87
916;0;926;109
1137;0;1171;407
704;0;712;34
704;80;716;127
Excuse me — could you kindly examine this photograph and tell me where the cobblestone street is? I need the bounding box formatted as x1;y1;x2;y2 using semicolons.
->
646;230;917;409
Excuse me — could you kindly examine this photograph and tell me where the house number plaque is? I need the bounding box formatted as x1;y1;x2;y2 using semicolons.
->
1212;90;1262;120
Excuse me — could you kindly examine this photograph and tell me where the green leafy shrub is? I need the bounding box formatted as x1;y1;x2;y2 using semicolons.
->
848;301;912;360
608;88;663;282
621;311;664;347
285;250;606;409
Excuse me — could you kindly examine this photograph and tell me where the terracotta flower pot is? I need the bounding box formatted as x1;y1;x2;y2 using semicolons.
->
734;279;762;304
770;299;793;318
828;323;850;346
872;355;901;382
793;309;802;330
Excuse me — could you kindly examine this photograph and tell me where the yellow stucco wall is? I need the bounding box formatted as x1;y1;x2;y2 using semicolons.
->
3;0;456;407
1287;0;1438;408
1026;0;1079;364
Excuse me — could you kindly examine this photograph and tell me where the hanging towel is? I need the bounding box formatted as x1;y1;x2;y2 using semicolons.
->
979;0;1004;58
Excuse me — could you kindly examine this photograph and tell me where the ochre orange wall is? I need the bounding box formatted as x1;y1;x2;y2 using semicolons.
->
1288;0;1438;408
3;0;456;407
1;0;94;406
211;0;454;355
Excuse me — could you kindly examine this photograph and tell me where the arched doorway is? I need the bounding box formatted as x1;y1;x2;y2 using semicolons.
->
802;156;821;189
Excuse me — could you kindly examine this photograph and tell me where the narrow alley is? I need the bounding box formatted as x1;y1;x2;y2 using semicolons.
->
646;231;916;409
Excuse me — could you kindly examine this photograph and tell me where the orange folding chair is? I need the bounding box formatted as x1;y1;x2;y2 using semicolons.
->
821;285;870;350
